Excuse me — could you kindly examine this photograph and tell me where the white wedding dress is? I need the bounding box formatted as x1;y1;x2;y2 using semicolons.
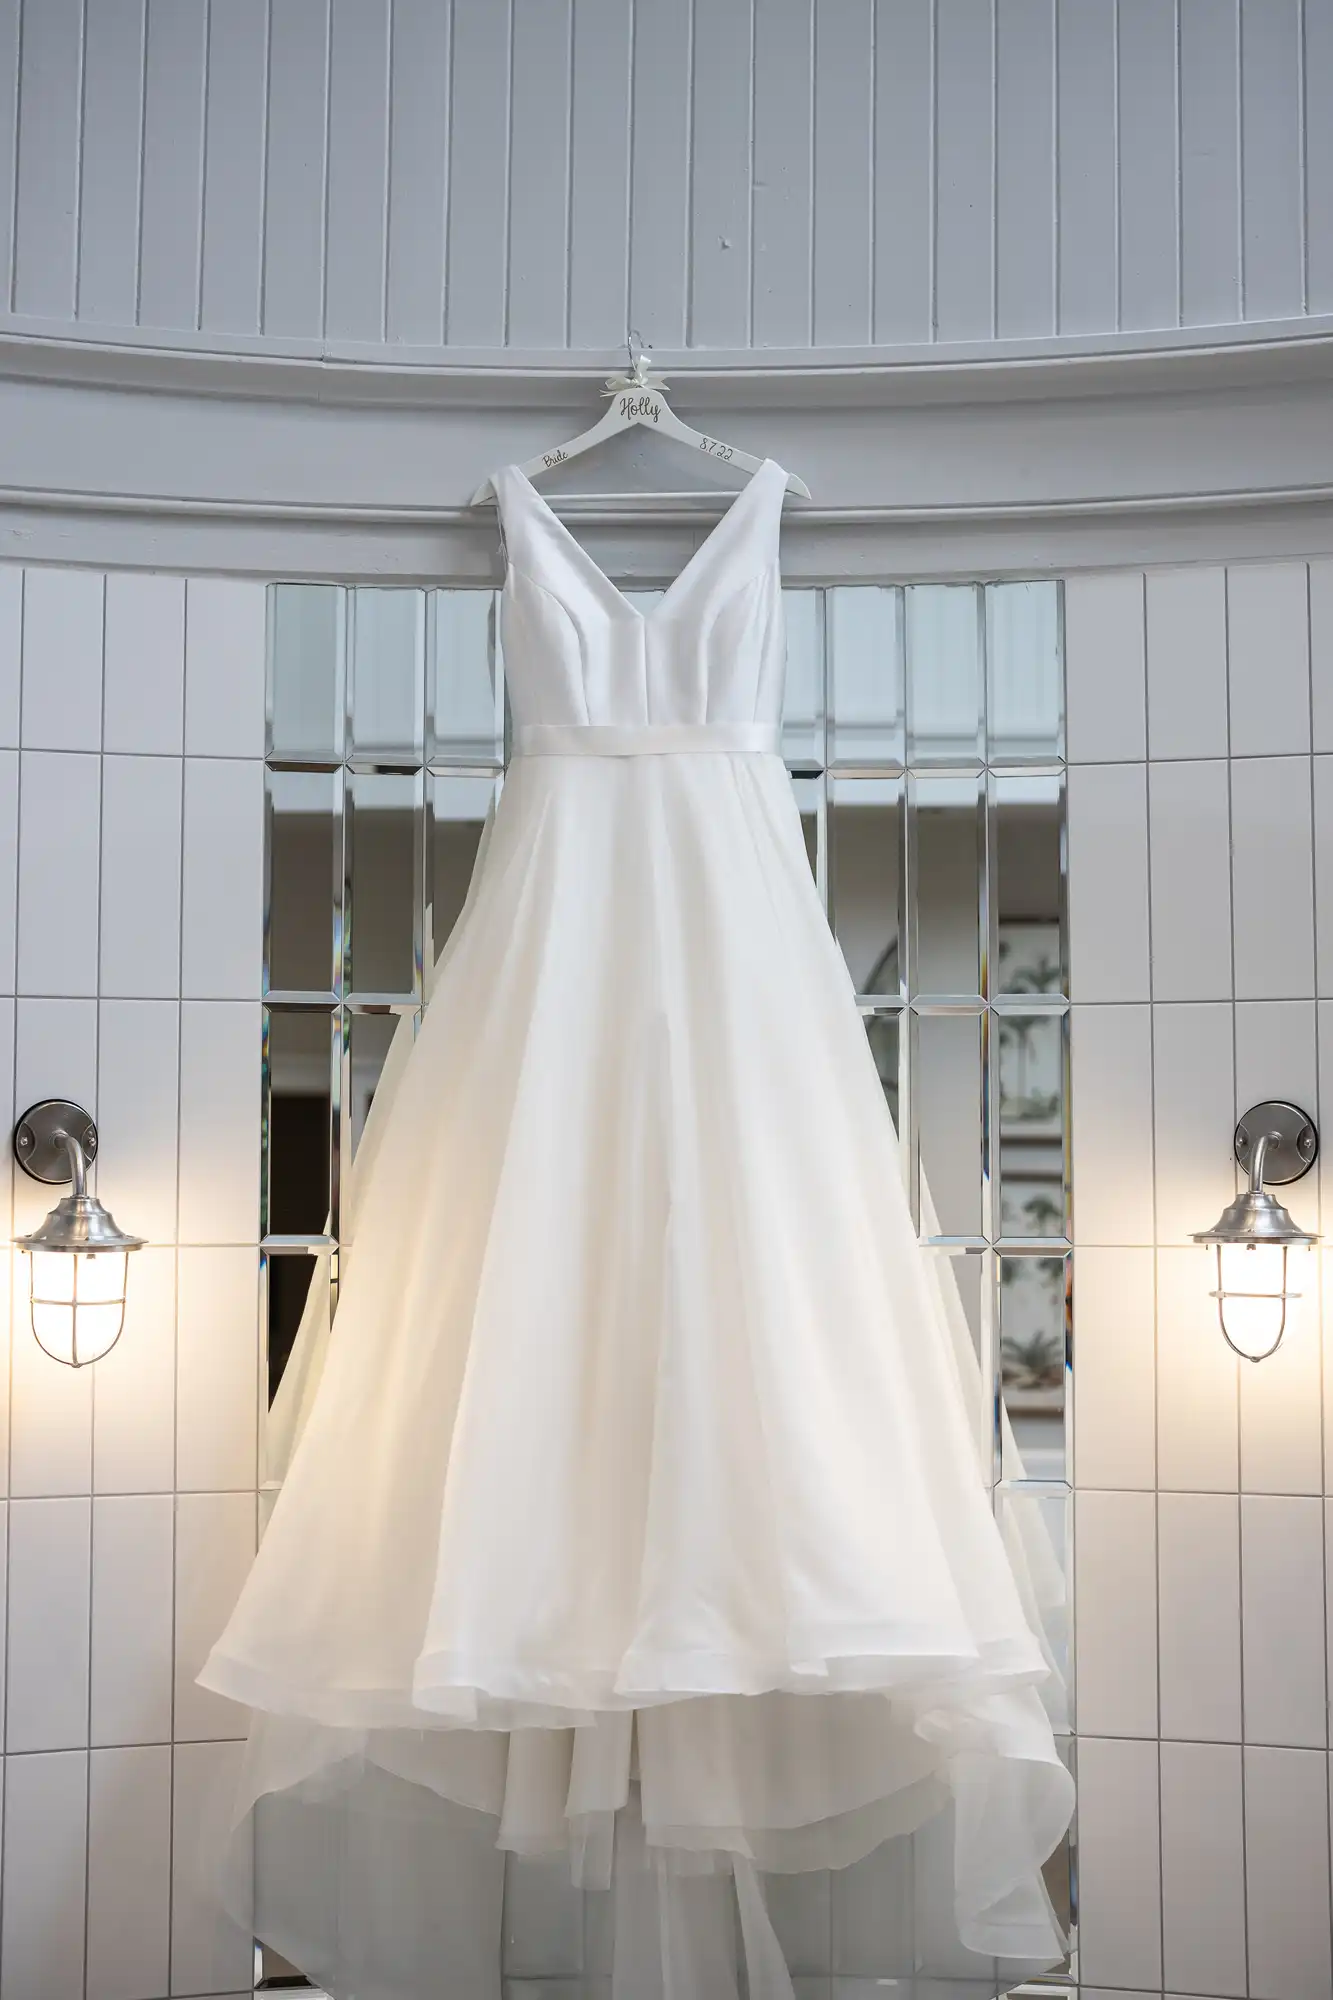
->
199;456;1074;1999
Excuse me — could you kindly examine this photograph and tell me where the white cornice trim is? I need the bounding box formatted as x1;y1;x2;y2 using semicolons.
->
3;313;1333;408
5;480;1333;528
5;317;1333;578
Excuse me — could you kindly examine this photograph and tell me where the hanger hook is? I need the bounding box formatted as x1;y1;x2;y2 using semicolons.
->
627;324;652;383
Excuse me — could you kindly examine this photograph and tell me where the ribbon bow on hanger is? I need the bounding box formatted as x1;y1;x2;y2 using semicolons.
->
601;352;670;397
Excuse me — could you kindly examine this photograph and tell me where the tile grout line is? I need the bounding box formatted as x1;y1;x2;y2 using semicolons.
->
1223;559;1254;2000
167;577;191;2000
1142;564;1166;1993
1310;552;1333;1990
0;562;23;1984
81;566;108;2000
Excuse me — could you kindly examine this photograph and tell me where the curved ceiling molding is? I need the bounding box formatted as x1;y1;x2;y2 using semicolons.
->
3;321;1333;580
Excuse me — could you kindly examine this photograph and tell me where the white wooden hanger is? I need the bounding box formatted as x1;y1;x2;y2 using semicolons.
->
468;347;811;506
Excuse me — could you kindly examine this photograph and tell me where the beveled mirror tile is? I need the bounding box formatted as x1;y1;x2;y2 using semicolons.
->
908;771;984;1000
267;584;345;763
827;585;904;768
265;768;342;999
905;583;984;767
428;771;502;966
261;1248;322;1409
995;1009;1069;1244
1044;1733;1076;1957
999;1252;1069;1485
428;588;504;765
349;588;426;765
858;1005;902;1136
346;1007;412;1159
346;769;424;1001
262;1006;336;1242
781;587;826;769
911;1009;986;1244
991;771;1066;1001
986;580;1064;766
790;773;827;907
925;1245;986;1389
829;776;902;999
997;1485;1073;1731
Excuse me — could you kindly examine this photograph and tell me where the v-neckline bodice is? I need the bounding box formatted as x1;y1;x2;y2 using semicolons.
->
502;456;783;624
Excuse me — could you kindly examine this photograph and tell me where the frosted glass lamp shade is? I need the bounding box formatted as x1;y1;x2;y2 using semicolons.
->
1205;1238;1308;1363
26;1246;130;1367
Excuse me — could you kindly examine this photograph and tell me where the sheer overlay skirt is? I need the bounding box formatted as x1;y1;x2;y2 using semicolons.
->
198;749;1074;1999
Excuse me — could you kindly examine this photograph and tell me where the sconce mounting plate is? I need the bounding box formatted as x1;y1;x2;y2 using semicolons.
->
1235;1100;1318;1186
13;1099;98;1185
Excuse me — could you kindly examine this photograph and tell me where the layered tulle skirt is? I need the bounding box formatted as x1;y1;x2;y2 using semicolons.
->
198;745;1074;1998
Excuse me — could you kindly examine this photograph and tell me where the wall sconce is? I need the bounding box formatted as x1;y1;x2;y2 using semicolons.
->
1193;1100;1319;1363
11;1099;145;1367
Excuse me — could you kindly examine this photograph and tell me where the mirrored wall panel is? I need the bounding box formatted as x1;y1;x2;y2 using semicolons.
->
260;575;1073;1990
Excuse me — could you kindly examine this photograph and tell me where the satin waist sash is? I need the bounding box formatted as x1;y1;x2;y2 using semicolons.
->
513;721;782;758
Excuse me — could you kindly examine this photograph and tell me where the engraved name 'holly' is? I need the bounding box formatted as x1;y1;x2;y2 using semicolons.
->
618;393;660;422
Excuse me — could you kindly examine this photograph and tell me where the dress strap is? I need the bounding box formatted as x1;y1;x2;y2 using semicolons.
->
489;466;513;569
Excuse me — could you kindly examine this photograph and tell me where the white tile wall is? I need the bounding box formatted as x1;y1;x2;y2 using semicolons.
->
1067;552;1333;2000
1314;754;1333;992
174;1492;257;1742
181;759;264;1001
92;1243;176;1495
1067;761;1151;1000
90;1495;174;1748
176;1248;258;1493
1312;558;1333;751
103;572;185;757
1076;1736;1162;1991
1;548;1331;1995
1147;757;1232;1001
1063;570;1147;763
1244;1745;1333;2000
6;1497;91;1753
0;751;17;996
178;1001;261;1246
99;753;183;998
1070;1004;1155;1245
2;1749;88;1997
184;580;268;759
1145;565;1228;760
1228;560;1312;757
0;568;22;748
1240;1495;1328;1747
171;1741;255;1995
1074;1488;1158;1737
1231;754;1316;999
0;565;265;1997
1159;1739;1247;1998
19;568;104;753
86;1742;172;2000
1151;1002;1236;1247
18;749;102;996
1158;1491;1242;1742
1072;1245;1156;1489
